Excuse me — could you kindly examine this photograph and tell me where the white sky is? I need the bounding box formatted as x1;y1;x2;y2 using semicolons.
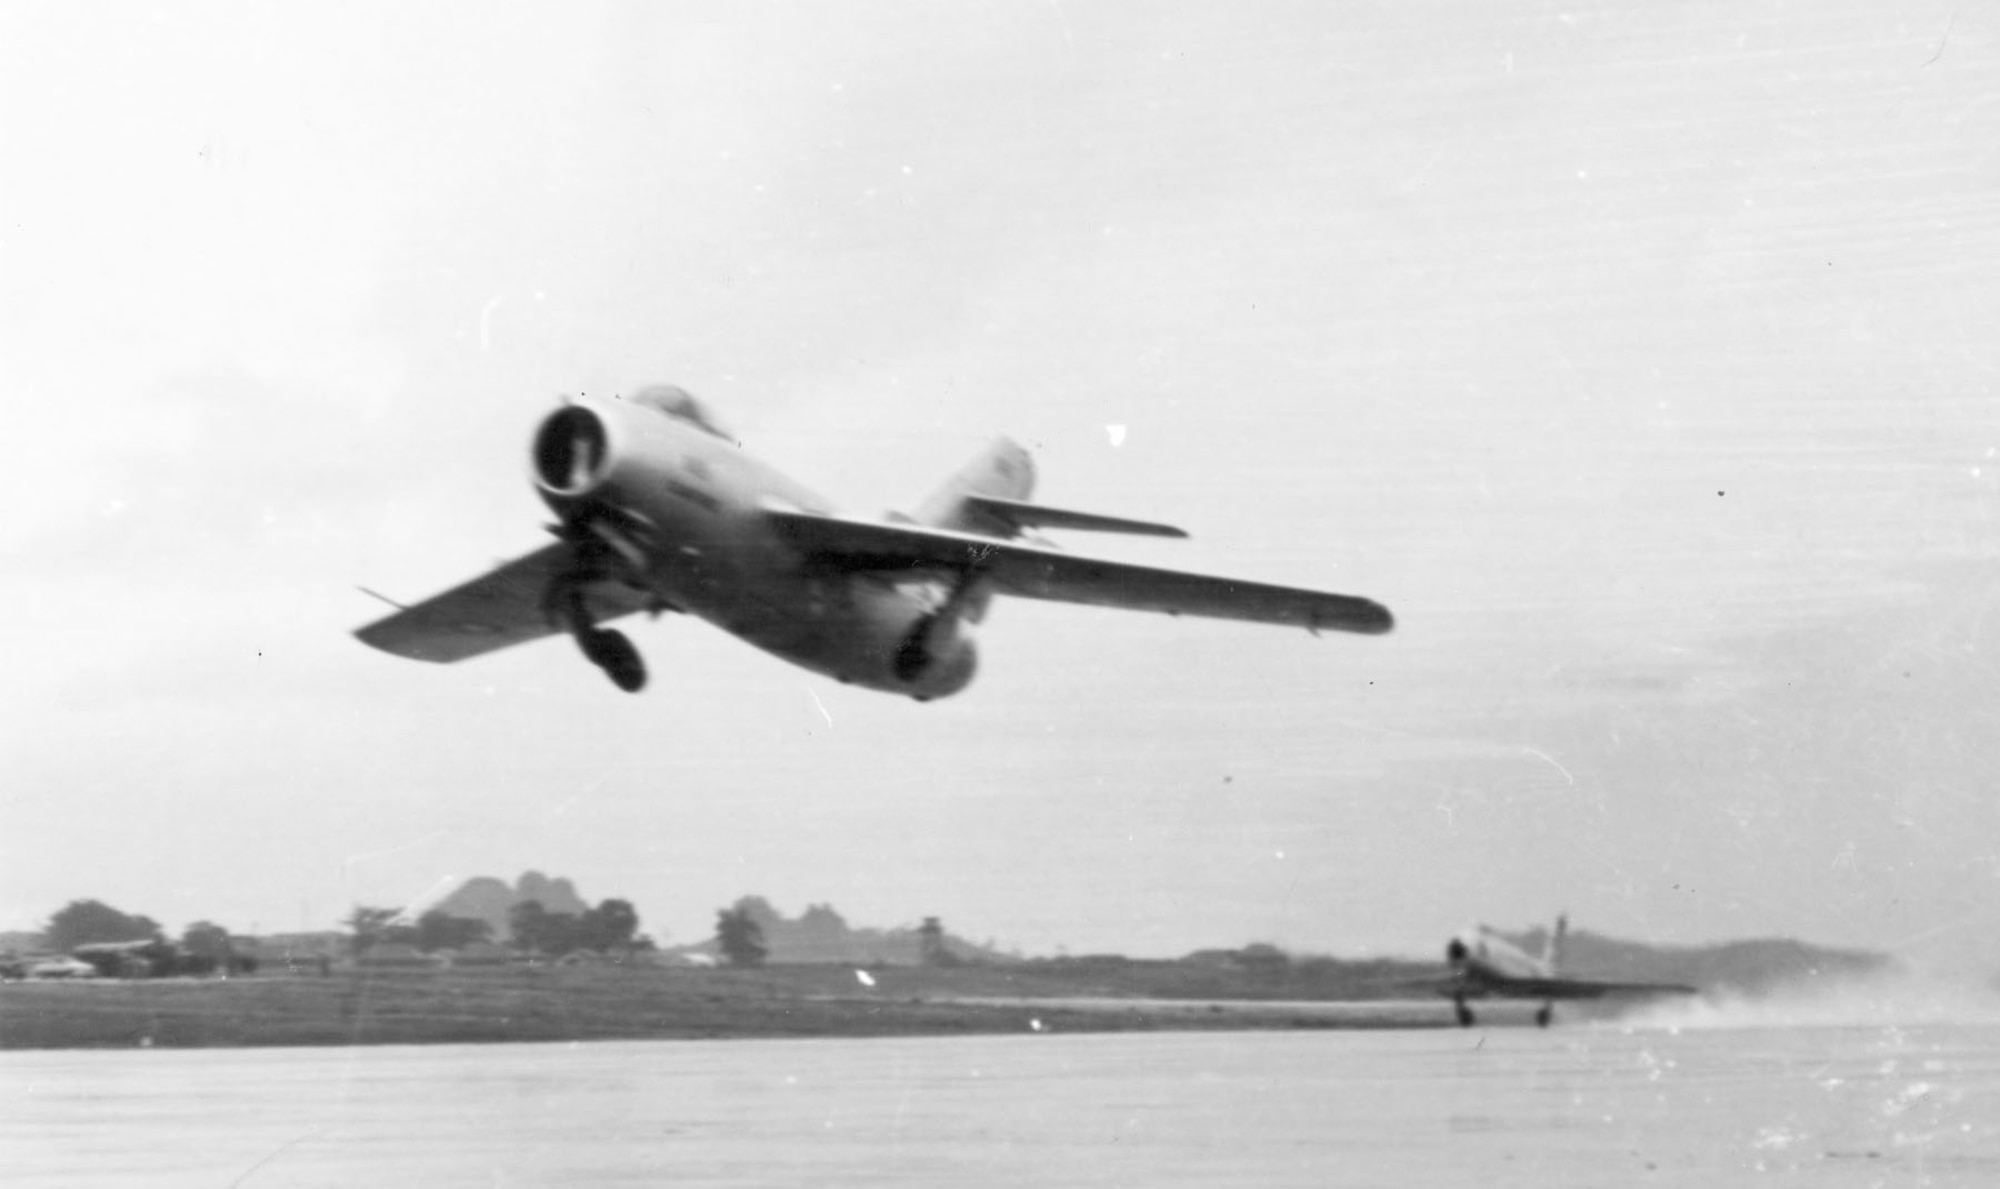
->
3;2;1997;969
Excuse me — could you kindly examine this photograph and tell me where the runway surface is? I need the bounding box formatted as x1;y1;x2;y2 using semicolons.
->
6;1012;1998;1186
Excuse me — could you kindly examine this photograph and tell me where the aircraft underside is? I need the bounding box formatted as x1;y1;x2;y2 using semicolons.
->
545;526;976;700
1451;993;1555;1029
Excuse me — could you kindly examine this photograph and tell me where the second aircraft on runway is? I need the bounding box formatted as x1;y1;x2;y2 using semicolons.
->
1430;915;1698;1028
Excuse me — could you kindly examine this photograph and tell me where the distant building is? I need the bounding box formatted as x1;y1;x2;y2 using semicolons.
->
26;955;98;980
253;931;345;953
242;934;341;975
355;942;444;969
72;939;167;979
699;897;1005;966
1183;945;1290;973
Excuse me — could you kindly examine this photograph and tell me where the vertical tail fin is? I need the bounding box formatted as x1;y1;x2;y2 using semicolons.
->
1548;913;1569;974
912;438;1036;535
901;438;1034;627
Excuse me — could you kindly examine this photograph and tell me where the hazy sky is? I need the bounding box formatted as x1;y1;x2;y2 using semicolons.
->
4;2;1997;970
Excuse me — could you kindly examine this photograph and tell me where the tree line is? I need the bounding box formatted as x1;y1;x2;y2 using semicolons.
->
342;898;646;957
338;898;771;965
342;898;770;965
20;894;775;970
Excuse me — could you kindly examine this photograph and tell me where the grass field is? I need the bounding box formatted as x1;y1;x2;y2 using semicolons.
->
0;961;1467;1049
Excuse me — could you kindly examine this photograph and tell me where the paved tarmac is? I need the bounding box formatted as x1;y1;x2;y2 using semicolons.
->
5;1016;1997;1186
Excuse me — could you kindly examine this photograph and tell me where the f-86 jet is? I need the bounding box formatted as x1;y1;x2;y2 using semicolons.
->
355;385;1392;698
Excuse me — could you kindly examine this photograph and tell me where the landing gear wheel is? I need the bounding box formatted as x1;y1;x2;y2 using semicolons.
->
547;568;649;693
1454;998;1475;1028
1535;1004;1553;1029
582;628;647;692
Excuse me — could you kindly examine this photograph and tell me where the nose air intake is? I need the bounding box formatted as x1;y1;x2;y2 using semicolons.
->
534;406;610;497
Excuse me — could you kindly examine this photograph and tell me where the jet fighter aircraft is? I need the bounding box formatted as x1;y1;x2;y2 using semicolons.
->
1435;915;1698;1028
355;385;1392;698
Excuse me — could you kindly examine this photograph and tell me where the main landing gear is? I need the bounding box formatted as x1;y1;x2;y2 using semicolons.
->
578;622;647;692
548;577;647;692
1452;998;1555;1028
541;509;660;693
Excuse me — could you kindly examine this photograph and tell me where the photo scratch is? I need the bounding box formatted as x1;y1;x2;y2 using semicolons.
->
339;833;447;879
1519;746;1576;786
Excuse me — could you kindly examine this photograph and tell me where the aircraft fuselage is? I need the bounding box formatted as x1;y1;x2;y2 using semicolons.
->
531;396;976;699
1445;930;1550;992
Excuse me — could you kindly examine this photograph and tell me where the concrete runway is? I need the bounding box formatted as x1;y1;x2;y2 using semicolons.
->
932;994;1546;1029
6;1020;1998;1186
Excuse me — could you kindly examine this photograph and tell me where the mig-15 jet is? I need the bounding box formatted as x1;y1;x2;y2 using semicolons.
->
355;385;1392;698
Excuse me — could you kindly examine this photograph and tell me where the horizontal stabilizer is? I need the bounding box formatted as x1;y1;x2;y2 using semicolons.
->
961;495;1188;539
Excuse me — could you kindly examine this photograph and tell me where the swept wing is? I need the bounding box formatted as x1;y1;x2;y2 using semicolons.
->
354;544;655;663
763;509;1393;634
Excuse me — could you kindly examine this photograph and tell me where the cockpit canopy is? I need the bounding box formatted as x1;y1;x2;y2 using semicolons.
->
627;384;731;440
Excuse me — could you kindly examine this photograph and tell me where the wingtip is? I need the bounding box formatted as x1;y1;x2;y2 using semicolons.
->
1304;597;1394;636
1346;599;1396;634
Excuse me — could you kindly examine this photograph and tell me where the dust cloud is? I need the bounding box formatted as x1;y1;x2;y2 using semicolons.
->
1613;969;2000;1032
